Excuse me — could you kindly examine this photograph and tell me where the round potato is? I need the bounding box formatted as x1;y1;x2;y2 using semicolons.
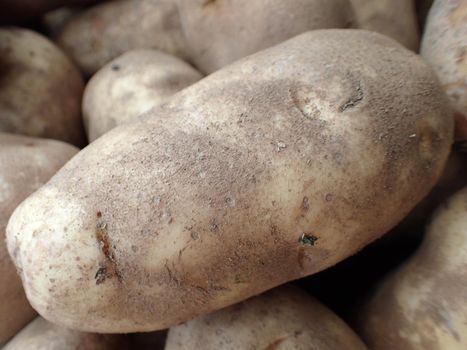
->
357;186;467;349
421;0;467;141
0;133;78;345
350;0;419;51
166;285;368;350
176;0;355;73
57;0;188;76
6;30;453;333
3;317;128;350
83;49;203;141
0;28;86;146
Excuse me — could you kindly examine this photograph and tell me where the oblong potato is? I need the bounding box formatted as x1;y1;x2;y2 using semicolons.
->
0;28;86;146
357;186;467;349
6;30;453;333
83;49;203;141
176;0;355;73
3;317;128;350
57;0;188;76
166;285;368;350
350;0;420;51
421;0;467;141
0;133;78;345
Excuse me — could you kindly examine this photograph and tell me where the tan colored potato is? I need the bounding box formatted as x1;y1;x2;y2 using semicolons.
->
166;285;368;350
421;0;467;141
83;49;203;141
57;0;188;76
357;186;467;349
0;133;78;345
176;0;355;73
6;30;453;333
350;0;420;51
3;317;128;350
0;28;86;147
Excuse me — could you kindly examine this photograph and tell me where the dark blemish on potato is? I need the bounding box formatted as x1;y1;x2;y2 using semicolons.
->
191;231;200;240
339;82;363;112
95;220;122;284
325;193;333;202
131;245;138;252
262;333;295;350
25;142;34;147
299;233;318;246
209;220;219;233
202;0;217;7
96;211;102;218
111;64;120;71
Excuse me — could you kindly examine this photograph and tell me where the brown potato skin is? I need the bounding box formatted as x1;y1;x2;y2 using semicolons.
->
6;30;453;333
421;0;467;141
176;0;355;74
83;49;203;141
57;0;188;76
0;28;86;147
0;133;78;345
166;285;368;350
3;317;128;350
350;0;420;51
357;186;467;349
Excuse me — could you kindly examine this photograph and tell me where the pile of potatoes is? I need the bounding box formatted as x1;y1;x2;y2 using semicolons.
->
0;0;465;349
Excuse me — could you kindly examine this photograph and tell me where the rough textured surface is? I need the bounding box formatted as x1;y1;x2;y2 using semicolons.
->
176;0;355;73
6;30;453;333
0;133;78;345
357;186;467;349
350;0;420;51
166;285;368;350
57;0;188;76
3;317;128;350
0;28;86;146
421;0;467;140
83;49;203;141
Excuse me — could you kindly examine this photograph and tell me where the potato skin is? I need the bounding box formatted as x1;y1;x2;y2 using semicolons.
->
3;317;128;350
6;30;453;333
421;0;467;141
350;0;420;51
83;49;203;142
357;186;467;349
166;285;368;350
176;0;355;73
0;133;78;345
57;0;188;76
0;28;86;147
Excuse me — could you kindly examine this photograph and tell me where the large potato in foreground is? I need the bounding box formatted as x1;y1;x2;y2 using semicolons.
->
357;186;467;349
7;30;453;333
83;49;202;141
166;285;368;350
0;133;78;345
176;0;355;73
350;0;419;51
0;28;86;146
57;0;188;76
421;0;467;141
3;317;128;350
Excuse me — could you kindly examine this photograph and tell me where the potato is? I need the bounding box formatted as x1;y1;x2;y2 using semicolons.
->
57;0;188;76
0;28;86;147
83;49;203;142
350;0;420;51
0;133;78;345
176;0;355;73
6;30;453;333
421;0;467;141
3;317;128;350
356;186;467;349
166;285;367;350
